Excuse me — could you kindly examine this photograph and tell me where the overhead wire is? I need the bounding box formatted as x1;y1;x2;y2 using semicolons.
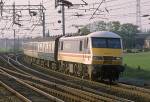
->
1;0;150;37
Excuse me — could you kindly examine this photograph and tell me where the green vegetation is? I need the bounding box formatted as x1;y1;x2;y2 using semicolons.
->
124;52;150;70
0;48;19;53
123;52;150;80
123;67;150;80
0;48;10;52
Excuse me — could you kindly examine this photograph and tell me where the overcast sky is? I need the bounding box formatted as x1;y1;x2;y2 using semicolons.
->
1;0;150;38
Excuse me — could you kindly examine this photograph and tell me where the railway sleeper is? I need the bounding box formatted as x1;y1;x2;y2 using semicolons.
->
25;80;98;102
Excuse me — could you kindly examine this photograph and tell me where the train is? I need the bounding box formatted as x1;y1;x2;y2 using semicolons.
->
22;31;125;82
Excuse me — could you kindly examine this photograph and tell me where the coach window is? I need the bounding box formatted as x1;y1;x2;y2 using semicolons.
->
79;41;82;51
35;43;37;50
61;42;63;50
39;43;43;52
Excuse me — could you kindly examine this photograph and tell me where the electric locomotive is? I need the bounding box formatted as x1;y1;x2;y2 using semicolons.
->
23;31;124;81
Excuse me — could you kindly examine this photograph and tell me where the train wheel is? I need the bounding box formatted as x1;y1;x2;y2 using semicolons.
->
82;65;89;79
64;62;69;74
73;64;78;77
52;63;57;71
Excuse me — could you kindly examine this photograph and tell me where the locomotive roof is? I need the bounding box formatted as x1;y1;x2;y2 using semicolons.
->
88;31;121;38
60;31;121;40
24;31;121;42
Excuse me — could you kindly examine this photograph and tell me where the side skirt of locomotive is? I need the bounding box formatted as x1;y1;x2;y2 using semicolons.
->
92;65;124;81
23;55;124;82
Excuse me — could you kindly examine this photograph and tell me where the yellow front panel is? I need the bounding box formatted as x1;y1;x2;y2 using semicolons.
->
92;48;122;57
92;48;123;65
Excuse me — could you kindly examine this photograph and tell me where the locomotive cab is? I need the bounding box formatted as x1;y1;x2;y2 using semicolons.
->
91;37;122;65
88;31;124;81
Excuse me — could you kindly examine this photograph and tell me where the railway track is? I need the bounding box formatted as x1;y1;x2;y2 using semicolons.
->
0;83;22;102
0;66;119;102
7;54;150;102
0;55;126;102
0;69;64;102
1;54;150;102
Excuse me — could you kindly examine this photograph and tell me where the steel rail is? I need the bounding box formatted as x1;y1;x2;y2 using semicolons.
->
0;66;123;102
17;55;150;102
0;55;140;102
0;81;32;102
0;69;64;102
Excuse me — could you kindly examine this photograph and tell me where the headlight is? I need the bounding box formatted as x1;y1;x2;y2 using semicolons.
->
93;56;103;60
115;57;122;60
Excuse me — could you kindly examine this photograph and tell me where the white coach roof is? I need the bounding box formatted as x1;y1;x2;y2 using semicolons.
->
60;31;121;40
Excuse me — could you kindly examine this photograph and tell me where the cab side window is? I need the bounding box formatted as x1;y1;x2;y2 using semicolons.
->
84;38;88;49
79;41;82;51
